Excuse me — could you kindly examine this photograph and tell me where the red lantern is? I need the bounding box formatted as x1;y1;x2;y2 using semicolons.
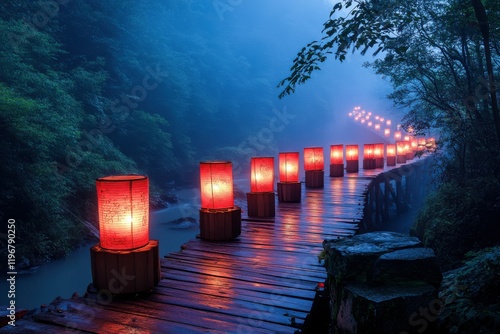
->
363;144;376;169
304;147;324;171
364;144;375;159
387;144;396;157
92;175;160;294
278;152;301;202
279;152;299;183
96;175;149;250
386;144;396;166
384;128;391;137
374;143;385;168
200;161;234;210
345;145;359;173
346;145;359;161
386;119;392;126
199;161;241;241
396;141;407;163
329;145;344;177
394;131;402;141
250;157;274;193
374;124;381;131
330;145;344;164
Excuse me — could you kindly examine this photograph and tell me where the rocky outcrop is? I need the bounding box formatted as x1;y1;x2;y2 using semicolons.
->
323;231;442;334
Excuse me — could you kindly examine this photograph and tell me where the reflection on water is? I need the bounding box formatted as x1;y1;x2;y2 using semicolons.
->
0;201;199;310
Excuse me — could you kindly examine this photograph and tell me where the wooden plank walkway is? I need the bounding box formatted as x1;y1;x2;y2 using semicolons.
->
2;165;410;333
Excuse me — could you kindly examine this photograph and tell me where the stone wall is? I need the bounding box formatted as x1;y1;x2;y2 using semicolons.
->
323;231;442;334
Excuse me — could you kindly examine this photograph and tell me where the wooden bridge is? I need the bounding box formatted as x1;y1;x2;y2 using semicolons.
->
1;158;432;333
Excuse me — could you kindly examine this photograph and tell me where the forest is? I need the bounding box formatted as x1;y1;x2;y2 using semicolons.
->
1;0;500;284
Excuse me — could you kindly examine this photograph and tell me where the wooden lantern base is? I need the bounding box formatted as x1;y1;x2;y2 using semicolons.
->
387;156;396;166
375;157;384;168
277;182;301;202
406;152;415;160
305;170;324;188
363;158;376;170
329;164;344;177
247;192;275;217
397;155;407;164
199;207;241;241
90;240;160;295
346;160;359;173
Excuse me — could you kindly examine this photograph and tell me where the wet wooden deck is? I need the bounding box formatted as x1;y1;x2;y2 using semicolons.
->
2;167;406;333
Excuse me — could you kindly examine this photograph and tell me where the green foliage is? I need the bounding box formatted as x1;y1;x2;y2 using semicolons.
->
411;176;500;271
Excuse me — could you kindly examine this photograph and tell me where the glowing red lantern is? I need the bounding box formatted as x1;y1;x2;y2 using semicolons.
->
250;157;274;193
386;120;392;126
279;152;299;183
304;147;324;188
96;175;149;250
374;143;385;168
278;152;301;202
394;131;402;141
404;135;411;141
384;128;391;137
386;144;396;166
329;145;344;177
199;161;241;241
374;124;381;131
304;147;324;171
200;161;234;210
247;157;275;217
345;145;359;173
92;174;160;294
396;141;407;163
363;144;376;169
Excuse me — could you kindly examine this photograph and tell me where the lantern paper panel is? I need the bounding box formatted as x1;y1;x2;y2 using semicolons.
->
364;144;375;159
374;143;385;159
304;147;324;171
346;145;359;161
330;145;344;164
250;157;274;193
96;175;149;250
396;141;407;155
386;144;396;157
200;161;234;210
279;152;299;182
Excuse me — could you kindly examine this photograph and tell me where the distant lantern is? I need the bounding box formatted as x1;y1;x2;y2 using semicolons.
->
304;147;324;188
247;157;275;218
386;144;397;166
394;131;402;141
361;119;366;124
96;175;149;250
345;145;359;173
368;121;373;127
405;141;414;160
374;143;385;168
92;174;160;294
199;161;241;241
411;139;419;152
396;141;407;163
404;135;411;141
329;144;344;177
374;124;381;131
384;128;391;137
363;144;376;169
278;152;301;202
386;119;392;126
379;117;385;122
375;116;380;120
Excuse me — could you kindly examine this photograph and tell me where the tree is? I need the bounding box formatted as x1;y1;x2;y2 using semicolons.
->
278;0;500;151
